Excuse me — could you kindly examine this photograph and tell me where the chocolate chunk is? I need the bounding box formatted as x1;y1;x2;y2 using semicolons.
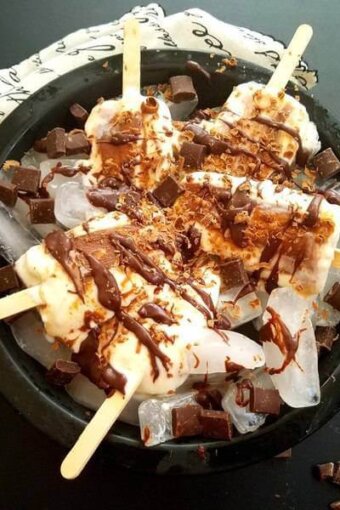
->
0;179;17;207
330;502;340;510
152;176;184;208
87;188;120;211
315;462;334;480
172;405;203;438
0;265;20;293
33;137;47;153
46;359;80;386
46;127;66;158
325;282;340;311
249;387;281;415
199;410;233;440
220;258;249;290
324;189;340;206
195;389;222;410
186;60;211;81
275;449;292;459
313;148;340;179
169;75;197;103
333;463;340;485
66;130;90;155
177;226;202;262
12;167;41;194
180;141;207;168
316;326;338;354
69;103;89;127
29;198;55;224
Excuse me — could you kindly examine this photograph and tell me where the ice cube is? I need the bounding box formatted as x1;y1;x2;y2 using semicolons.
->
10;311;70;368
54;181;103;229
187;328;265;375
66;374;147;426
21;149;49;168
39;159;90;199
138;392;197;447
0;204;38;262
168;98;198;121
316;266;340;326
218;285;263;328
262;288;320;408
222;369;273;434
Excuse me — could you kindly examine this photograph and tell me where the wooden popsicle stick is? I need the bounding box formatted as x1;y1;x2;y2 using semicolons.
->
0;285;43;320
267;24;313;91
122;18;141;99
60;368;144;480
332;248;340;269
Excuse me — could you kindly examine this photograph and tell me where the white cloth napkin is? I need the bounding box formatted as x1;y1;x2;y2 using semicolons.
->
0;3;316;122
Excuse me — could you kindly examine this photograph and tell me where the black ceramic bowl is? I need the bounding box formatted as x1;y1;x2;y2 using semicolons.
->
0;49;339;475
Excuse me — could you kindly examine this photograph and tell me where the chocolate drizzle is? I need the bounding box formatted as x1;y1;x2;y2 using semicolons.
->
84;253;121;311
303;194;323;228
120;311;170;381
72;330;127;395
41;163;88;194
45;231;84;298
138;303;174;325
254;115;304;166
260;306;302;375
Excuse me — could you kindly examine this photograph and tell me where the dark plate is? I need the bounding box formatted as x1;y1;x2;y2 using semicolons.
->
0;49;339;475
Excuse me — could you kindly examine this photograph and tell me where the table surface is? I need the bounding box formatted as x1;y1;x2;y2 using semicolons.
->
1;1;340;509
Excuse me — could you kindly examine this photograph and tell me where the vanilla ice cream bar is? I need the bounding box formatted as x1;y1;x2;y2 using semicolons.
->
85;93;179;189
189;82;320;181
175;171;340;297
15;209;247;396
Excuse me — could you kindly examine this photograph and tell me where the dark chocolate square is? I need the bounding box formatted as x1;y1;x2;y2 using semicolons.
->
333;463;340;485
29;198;55;224
0;265;20;293
325;282;340;312
46;127;66;158
46;359;80;386
12;167;41;194
316;326;337;354
69;103;89;127
180;141;207;168
249;387;281;415
0;179;17;207
315;462;334;480
313;148;340;179
169;75;197;103
66;130;90;155
220;258;249;290
152;176;184;208
200;409;233;440
172;405;202;438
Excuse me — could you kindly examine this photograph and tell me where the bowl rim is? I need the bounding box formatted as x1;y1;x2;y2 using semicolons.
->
0;48;339;474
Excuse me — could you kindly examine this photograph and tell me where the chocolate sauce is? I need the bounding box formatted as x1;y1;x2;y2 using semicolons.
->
97;133;140;145
72;330;127;395
120;311;170;381
254;115;304;166
254;233;283;293
41;163;87;192
138;303;174;325
225;357;244;373
260;306;300;374
84;253;121;311
323;189;340;206
45;231;84;298
220;117;291;177
87;188;120;211
303;194;323;228
111;234;165;286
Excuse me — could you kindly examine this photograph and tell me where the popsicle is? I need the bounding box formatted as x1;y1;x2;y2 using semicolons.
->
182;25;320;182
